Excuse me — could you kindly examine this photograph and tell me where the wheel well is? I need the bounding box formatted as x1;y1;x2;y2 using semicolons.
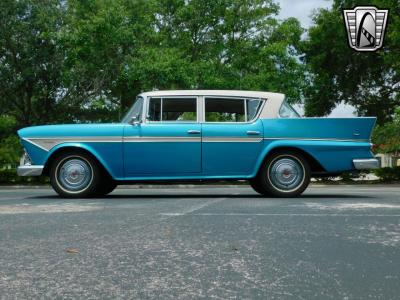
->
42;147;110;177
260;147;326;174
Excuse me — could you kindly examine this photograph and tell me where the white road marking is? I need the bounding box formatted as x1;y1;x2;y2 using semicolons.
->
160;213;400;217
0;204;102;214
304;203;400;210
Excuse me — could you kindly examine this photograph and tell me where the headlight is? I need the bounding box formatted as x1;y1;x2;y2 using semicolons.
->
20;150;32;166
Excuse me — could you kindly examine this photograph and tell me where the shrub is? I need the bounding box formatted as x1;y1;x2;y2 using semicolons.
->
373;167;400;182
0;168;49;185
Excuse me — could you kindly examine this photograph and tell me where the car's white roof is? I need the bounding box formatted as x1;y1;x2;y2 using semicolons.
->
139;90;285;101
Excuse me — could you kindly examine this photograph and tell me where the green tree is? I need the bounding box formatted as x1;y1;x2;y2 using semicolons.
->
60;0;156;121
0;115;20;165
0;0;65;126
372;107;400;153
144;0;307;102
0;0;307;125
303;0;400;124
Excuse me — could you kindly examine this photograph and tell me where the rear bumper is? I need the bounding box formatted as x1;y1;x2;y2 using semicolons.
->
353;158;379;170
17;165;44;176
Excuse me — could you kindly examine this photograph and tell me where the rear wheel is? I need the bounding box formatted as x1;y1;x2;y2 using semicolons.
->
252;151;311;197
50;152;102;198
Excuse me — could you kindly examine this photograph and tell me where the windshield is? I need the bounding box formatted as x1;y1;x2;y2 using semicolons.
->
121;96;143;123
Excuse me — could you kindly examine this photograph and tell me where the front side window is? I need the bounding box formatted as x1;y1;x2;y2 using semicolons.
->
121;96;143;123
147;97;197;122
205;97;262;122
279;101;300;118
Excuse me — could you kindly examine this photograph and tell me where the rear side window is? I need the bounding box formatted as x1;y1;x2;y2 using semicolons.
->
279;101;300;118
205;97;262;122
247;99;262;121
147;97;197;122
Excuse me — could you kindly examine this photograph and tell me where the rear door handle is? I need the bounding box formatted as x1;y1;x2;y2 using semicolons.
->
187;130;201;134
246;131;260;135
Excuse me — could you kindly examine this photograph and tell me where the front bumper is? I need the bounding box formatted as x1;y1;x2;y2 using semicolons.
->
353;158;379;170
17;151;44;176
17;165;44;176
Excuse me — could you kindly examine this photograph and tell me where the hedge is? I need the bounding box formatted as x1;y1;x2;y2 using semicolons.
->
0;168;49;184
373;167;400;182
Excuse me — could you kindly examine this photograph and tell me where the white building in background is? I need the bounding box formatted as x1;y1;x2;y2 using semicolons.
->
375;153;400;168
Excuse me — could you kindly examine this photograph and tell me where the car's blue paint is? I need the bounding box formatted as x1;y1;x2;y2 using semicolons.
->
17;117;376;180
18;123;125;138
202;120;264;175
254;139;373;174
19;124;125;178
124;123;202;175
20;139;48;165
261;118;375;141
46;143;123;179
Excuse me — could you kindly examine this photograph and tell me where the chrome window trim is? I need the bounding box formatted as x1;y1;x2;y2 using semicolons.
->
144;95;200;124
277;99;301;119
122;96;144;123
202;96;266;124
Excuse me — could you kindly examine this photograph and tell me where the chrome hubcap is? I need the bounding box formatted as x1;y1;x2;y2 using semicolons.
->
58;158;92;192
269;157;303;191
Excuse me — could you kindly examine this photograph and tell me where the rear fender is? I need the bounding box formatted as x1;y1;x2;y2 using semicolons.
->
253;139;373;175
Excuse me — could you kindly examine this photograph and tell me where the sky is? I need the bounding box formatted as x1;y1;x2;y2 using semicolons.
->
278;0;357;117
278;0;333;28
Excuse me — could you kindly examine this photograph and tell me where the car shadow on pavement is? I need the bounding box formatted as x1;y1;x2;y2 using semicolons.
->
28;194;376;200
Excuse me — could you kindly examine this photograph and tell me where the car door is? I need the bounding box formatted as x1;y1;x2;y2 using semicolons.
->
201;97;264;175
124;96;201;177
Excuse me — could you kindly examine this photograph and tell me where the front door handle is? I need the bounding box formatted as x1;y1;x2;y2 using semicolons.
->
246;130;260;135
187;130;201;134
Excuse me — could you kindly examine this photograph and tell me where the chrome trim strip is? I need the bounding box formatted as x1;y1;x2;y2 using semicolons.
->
23;136;370;153
353;159;379;170
23;137;122;151
203;137;263;143
263;137;370;143
23;136;202;151
17;165;44;176
25;137;121;141
22;138;53;151
123;137;200;142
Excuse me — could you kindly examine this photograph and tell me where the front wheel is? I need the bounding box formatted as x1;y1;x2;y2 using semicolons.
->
252;151;311;197
50;152;102;198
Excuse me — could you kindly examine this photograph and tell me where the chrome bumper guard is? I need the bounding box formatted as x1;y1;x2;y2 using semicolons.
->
353;158;379;170
17;165;44;176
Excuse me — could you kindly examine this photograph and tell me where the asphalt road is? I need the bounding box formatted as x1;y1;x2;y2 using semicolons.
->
0;185;400;299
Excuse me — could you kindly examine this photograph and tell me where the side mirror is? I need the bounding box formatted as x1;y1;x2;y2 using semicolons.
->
129;116;141;126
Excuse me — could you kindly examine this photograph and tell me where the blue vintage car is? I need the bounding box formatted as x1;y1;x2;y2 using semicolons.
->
17;90;379;197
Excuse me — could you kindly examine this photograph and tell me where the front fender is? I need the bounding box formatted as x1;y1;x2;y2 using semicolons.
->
45;143;121;179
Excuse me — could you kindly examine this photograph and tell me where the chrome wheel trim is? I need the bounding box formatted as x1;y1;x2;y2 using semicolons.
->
267;155;305;193
55;156;94;194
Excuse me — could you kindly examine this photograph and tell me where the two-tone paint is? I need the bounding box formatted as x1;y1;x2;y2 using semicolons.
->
17;90;379;181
